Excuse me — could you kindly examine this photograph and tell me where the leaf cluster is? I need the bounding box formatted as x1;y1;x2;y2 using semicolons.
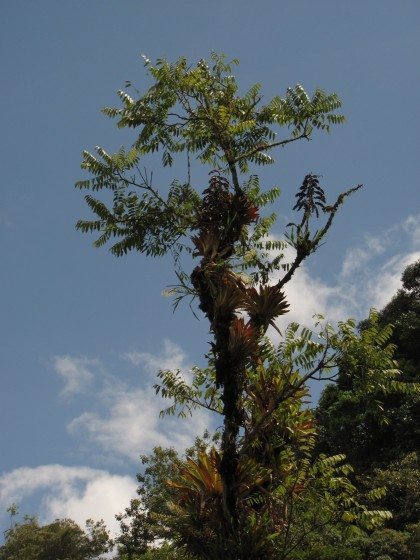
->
102;53;344;172
76;152;199;258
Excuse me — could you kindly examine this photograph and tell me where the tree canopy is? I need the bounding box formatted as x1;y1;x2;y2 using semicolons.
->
0;517;111;560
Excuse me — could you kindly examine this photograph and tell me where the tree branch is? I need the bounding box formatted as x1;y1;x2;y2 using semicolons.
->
232;130;310;164
277;183;363;289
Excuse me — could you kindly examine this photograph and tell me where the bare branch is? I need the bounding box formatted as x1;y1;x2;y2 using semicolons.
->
277;183;363;289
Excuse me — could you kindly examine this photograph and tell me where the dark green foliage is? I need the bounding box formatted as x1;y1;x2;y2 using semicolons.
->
290;545;363;560
118;316;401;558
363;453;420;530
0;517;111;560
122;544;194;559
316;260;420;471
115;499;153;559
114;446;184;558
77;171;199;258
377;259;420;381
288;523;420;560
354;526;419;560
364;528;412;560
292;526;420;560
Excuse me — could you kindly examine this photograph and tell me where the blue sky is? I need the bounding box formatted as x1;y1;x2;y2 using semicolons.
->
1;0;419;540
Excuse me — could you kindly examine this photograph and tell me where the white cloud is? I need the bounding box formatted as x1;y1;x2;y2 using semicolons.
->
123;339;187;374
270;213;420;331
2;344;200;538
0;464;137;537
68;385;210;461
364;251;419;310
341;239;385;279
278;258;346;326
43;473;135;537
52;356;98;396
265;244;348;335
67;342;210;461
337;214;419;315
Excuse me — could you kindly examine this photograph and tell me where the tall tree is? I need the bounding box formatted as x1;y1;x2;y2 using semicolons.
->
77;54;394;558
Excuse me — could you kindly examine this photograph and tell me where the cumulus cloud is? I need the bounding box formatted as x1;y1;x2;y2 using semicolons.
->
67;342;211;461
52;356;98;396
266;244;348;335
336;214;419;315
271;213;420;331
0;343;211;543
340;236;386;278
363;251;419;310
277;257;346;327
0;464;137;537
123;339;187;374
1;345;203;540
68;386;209;461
